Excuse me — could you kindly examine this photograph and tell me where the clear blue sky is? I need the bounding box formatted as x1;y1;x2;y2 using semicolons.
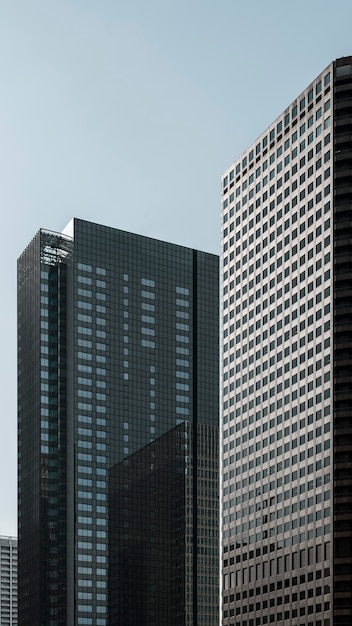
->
1;0;351;536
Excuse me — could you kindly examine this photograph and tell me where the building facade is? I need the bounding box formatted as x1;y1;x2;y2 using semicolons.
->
221;57;352;625
109;420;218;625
0;536;18;626
18;218;219;625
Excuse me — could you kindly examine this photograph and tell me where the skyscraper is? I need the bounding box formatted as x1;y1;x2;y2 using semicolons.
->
221;57;352;625
18;218;219;625
0;536;18;626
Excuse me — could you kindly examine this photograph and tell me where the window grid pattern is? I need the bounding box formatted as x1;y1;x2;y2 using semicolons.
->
75;262;108;626
71;220;219;626
0;537;17;626
221;63;333;626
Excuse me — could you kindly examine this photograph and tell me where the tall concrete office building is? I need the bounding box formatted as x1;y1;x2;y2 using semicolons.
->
221;57;352;625
0;536;18;626
18;218;219;625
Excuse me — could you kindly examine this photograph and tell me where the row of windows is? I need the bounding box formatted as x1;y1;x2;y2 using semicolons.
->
224;156;330;220
77;603;106;612
224;603;330;623
225;289;329;337
223;207;330;290
77;272;188;292
223;464;330;499
224;192;330;249
224;162;331;240
225;362;330;402
75;272;108;612
223;151;330;236
224;201;330;308
77;515;107;526
224;492;330;530
223;202;330;266
224;311;330;354
225;364;330;400
224;284;329;336
223;517;331;545
224;434;330;474
224;318;330;361
224;365;330;405
231;263;326;311
223;219;330;283
224;504;330;532
77;276;106;288
224;370;330;424
224;542;330;587
224;408;330;447
223;72;330;190
77;300;107;315
223;361;330;411
223;450;330;484
223;332;330;384
175;296;190;420
224;392;330;427
223;251;330;322
77;263;106;275
224;222;330;271
226;109;330;196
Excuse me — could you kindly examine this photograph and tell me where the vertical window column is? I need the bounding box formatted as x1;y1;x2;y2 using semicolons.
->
175;287;190;423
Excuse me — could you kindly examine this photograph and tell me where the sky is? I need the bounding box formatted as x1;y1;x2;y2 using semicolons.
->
0;0;351;537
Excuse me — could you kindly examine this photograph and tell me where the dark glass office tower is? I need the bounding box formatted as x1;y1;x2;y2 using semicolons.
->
109;421;219;625
18;218;219;626
221;57;352;626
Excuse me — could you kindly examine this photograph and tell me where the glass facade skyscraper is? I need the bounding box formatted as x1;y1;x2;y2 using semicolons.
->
221;57;352;625
18;218;219;625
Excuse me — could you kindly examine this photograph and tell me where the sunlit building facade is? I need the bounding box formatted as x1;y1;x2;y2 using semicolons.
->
221;57;352;625
0;536;17;626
